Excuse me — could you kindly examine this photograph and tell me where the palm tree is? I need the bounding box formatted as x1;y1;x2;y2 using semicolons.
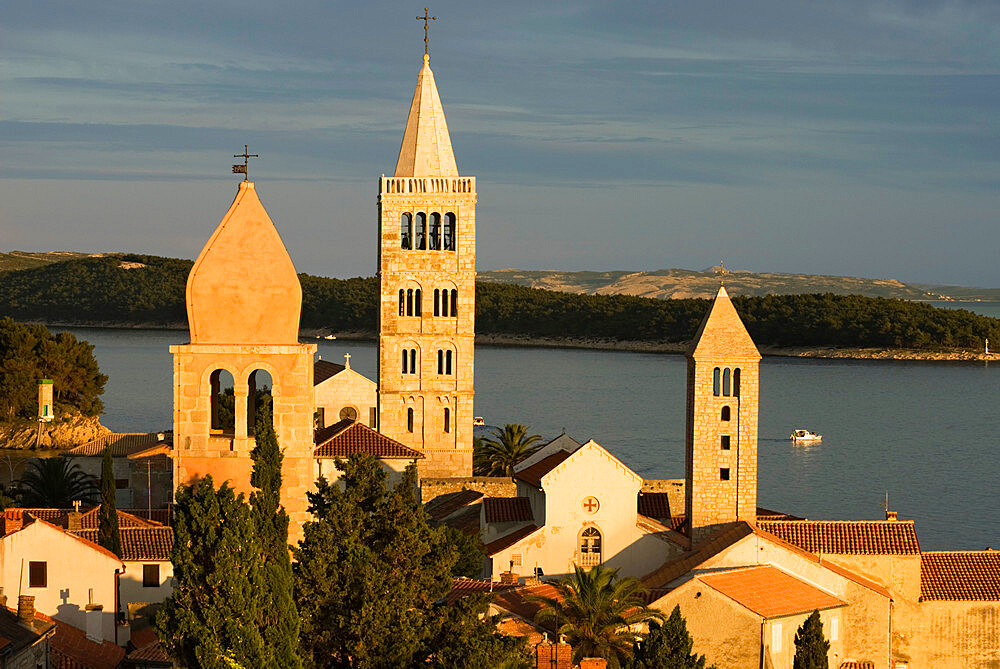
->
473;423;544;476
17;457;99;507
529;564;665;668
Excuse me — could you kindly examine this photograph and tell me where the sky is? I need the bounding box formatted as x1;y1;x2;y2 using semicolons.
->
1;1;998;287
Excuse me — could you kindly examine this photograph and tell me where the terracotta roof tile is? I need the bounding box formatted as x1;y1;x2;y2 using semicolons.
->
75;527;173;561
757;520;920;555
699;565;846;619
920;551;1000;601
484;497;533;524
10;516;123;564
493;583;562;630
6;507;161;532
314;419;424;459
437;502;483;537
840;662;875;669
643;522;755;590
444;578;517;604
314;359;346;385
425;489;484;523
66;433;164;457
756;507;803;521
485;525;542;556
46;617;124;669
637;492;672;521
497;617;544;646
513;451;572;488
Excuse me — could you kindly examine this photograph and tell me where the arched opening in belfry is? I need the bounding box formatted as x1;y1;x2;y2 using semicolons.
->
450;289;457;317
210;369;235;433
400;213;412;249
443;213;456;251
722;368;731;396
429;212;441;250
713;367;721;396
247;369;274;437
733;368;741;397
415;212;426;250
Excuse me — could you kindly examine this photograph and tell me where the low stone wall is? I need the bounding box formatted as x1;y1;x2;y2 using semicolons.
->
419;476;516;504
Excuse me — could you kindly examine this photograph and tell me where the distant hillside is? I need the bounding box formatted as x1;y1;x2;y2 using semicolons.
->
2;253;999;352
478;268;1000;302
0;251;100;272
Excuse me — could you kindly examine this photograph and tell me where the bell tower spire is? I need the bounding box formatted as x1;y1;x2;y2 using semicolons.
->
377;37;477;477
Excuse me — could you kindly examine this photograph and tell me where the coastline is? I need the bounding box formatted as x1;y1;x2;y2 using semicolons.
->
29;322;998;362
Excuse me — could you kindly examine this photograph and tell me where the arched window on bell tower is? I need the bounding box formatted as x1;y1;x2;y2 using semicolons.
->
210;369;235;434
247;369;273;436
400;213;412;249
415;212;426;250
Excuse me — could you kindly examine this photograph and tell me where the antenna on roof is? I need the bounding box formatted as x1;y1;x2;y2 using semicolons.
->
232;145;259;181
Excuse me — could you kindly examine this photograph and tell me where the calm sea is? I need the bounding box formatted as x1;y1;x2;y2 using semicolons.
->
18;305;1000;552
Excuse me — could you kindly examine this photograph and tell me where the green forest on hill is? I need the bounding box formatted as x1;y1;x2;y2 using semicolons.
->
1;254;998;350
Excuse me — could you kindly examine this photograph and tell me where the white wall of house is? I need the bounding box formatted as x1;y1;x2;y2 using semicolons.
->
119;560;174;613
0;521;122;642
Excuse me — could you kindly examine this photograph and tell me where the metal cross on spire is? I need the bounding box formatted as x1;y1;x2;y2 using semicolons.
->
232;144;259;181
416;8;436;55
715;261;731;285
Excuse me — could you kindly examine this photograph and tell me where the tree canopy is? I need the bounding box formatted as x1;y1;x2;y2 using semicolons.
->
793;610;830;669
629;605;714;669
473;423;544;476
0;318;106;419
16;457;99;507
97;448;122;557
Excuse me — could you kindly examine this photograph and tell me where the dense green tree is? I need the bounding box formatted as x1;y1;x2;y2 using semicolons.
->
0;318;106;419
629;605;714;669
442;525;487;578
97;448;122;557
530;564;665;668
422;594;531;669
249;398;302;669
473;423;544;476
793;610;830;669
17;457;98;507
155;477;267;669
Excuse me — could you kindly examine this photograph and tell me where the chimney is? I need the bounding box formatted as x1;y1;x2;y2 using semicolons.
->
580;659;608;669
17;595;35;623
3;511;22;535
68;500;83;531
886;509;898;521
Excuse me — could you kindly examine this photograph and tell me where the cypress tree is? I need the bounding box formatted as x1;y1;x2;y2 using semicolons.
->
793;610;830;669
155;477;266;669
630;605;714;669
249;397;302;669
97;447;122;557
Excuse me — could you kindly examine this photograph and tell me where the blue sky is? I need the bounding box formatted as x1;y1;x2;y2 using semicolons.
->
1;1;998;286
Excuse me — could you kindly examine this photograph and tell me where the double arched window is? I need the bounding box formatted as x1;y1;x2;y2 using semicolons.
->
436;349;454;375
401;349;418;374
713;367;741;397
399;211;457;251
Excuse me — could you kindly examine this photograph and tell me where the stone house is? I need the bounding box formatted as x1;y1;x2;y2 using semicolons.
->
313;356;377;429
62;433;171;509
0;595;54;669
313;418;424;489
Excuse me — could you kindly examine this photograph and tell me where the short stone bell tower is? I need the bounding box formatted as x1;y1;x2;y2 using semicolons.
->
170;180;316;542
377;52;476;477
685;286;761;545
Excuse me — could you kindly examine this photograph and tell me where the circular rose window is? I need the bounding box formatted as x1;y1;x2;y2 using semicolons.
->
582;496;600;514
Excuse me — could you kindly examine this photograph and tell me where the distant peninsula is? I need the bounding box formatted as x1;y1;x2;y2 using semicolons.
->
1;251;998;361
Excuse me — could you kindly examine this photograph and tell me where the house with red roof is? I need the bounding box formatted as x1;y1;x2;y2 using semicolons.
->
313;418;424;488
313;356;377;429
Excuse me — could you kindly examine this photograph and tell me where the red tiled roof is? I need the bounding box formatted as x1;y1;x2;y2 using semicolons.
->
485;525;542;556
637;492;672;520
756;507;803;521
484;497;533;524
497;617;544;646
493;583;562;631
6;507;161;532
75;527;173;561
125;628;171;665
425;489;484;523
513;451;572;488
444;578;517;604
643;522;755;590
9;515;123;564
314;419;424;459
699;565;846;619
920;551;1000;601
314;359;346;384
10;608;125;669
840;662;875;669
66;433;164;457
757;520;920;555
438;502;483;537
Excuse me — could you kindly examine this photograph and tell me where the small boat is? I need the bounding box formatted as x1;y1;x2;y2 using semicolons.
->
473;416;486;426
790;429;822;442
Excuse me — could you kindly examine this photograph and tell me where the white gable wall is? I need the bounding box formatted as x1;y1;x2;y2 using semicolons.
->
0;522;122;642
314;367;377;428
119;559;174;615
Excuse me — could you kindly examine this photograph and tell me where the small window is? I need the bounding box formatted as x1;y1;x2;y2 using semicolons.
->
409;349;417;373
733;368;741;397
415;212;426;250
314;408;325;429
28;561;47;588
720;468;730;481
115;478;129;490
511;553;522;567
713;367;721;396
437;350;444;375
445;350;453;375
771;622;782;651
401;350;409;374
830;616;839;641
415;289;422;316
721;436;730;450
143;564;160;588
406;289;413;316
339;406;358;421
450;289;457;317
443;407;450;433
443;213;456;250
721;406;730;421
369;407;377;427
400;213;412;249
722;368;731;396
429;213;441;250
579;527;602;567
407;408;414;433
434;289;440;317
398;289;405;316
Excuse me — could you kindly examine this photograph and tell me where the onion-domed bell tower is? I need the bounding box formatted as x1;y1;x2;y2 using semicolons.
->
170;164;315;543
377;37;476;477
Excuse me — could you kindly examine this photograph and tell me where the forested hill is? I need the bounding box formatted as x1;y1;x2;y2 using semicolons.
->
2;254;999;351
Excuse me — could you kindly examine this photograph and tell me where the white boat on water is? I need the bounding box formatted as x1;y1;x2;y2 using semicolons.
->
473;416;486;426
790;429;822;442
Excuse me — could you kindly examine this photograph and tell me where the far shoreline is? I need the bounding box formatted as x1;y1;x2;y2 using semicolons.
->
33;321;999;363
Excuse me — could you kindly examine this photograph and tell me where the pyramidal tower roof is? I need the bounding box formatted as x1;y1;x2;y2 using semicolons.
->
394;54;459;177
689;286;761;360
186;181;302;345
